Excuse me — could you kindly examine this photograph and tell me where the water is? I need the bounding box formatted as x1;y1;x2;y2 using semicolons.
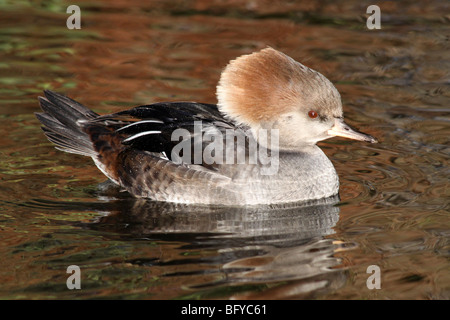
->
0;1;449;300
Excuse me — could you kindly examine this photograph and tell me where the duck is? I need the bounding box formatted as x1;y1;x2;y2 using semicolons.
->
35;47;377;205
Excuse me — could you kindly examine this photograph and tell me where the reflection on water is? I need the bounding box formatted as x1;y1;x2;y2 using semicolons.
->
0;0;449;300
22;191;345;299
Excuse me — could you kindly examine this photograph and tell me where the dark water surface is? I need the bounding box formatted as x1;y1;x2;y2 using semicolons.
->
0;1;448;300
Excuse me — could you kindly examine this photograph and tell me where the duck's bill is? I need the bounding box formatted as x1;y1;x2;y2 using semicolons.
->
328;118;378;143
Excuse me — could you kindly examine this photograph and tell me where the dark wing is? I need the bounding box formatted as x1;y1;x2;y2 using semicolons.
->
36;92;243;196
84;102;248;171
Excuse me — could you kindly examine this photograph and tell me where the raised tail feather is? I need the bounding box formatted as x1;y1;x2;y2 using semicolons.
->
35;90;99;157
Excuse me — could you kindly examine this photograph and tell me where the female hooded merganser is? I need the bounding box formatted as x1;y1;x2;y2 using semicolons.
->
36;48;377;205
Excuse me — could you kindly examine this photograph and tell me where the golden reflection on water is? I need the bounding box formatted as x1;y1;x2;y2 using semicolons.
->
0;0;448;299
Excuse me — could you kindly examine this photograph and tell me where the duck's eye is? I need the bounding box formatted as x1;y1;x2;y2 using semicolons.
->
308;110;318;119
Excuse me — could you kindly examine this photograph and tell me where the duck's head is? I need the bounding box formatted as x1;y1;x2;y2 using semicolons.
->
216;47;377;151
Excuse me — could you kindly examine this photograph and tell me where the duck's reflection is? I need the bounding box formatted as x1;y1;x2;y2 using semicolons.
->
31;190;348;299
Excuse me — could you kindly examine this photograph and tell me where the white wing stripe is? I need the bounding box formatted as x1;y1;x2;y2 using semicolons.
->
116;119;164;132
123;130;161;142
